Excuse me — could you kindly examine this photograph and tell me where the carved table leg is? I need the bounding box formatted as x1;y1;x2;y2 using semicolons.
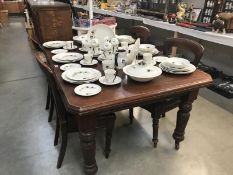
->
129;108;134;124
151;110;160;148
172;90;198;150
76;116;98;175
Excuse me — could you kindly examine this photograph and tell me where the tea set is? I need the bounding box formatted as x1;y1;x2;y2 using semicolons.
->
45;24;196;97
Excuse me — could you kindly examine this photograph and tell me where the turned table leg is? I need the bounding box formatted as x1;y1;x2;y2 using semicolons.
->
172;90;198;150
77;116;98;175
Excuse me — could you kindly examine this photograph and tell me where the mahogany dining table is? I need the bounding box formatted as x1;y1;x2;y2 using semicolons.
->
44;48;213;175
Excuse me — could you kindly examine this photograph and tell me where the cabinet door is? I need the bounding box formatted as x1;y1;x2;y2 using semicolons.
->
37;9;73;42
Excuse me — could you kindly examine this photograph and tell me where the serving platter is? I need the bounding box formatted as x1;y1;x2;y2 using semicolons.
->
87;24;115;47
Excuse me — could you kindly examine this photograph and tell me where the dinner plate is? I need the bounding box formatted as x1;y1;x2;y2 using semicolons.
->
159;63;196;74
99;76;122;85
80;59;98;66
66;68;97;81
63;45;78;50
74;84;101;96
60;63;81;71
116;35;135;44
163;57;190;69
43;41;66;48
73;34;87;43
53;52;83;62
61;70;101;84
51;49;68;54
87;24;115;47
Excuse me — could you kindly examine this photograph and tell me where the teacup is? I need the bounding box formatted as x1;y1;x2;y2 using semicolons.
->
84;54;93;64
104;69;116;83
143;53;153;65
66;41;74;49
102;59;115;71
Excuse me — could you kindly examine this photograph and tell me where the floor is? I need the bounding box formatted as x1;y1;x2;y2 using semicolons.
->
0;17;233;175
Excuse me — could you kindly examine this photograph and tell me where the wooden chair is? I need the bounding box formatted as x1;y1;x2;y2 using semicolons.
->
31;39;54;122
129;26;151;44
35;52;116;168
129;38;204;149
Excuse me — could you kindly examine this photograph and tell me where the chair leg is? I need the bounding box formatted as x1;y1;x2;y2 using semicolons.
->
129;108;134;124
45;85;50;110
48;96;54;122
104;115;116;159
161;112;166;118
151;111;160;148
57;123;68;169
54;115;60;146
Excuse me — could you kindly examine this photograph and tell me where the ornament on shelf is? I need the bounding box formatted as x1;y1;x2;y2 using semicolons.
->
212;14;226;34
177;2;187;21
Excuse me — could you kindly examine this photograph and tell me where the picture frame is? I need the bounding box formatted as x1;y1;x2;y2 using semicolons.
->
192;8;202;22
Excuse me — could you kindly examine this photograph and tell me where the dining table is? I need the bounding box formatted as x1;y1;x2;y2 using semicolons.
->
43;46;213;175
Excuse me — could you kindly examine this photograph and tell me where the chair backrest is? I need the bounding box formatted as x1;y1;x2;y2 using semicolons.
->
163;38;204;66
35;52;67;122
129;26;151;44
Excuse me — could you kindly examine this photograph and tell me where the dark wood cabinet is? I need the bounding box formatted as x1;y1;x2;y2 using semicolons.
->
26;0;72;44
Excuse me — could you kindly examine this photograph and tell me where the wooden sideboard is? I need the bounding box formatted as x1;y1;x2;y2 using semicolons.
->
1;0;24;14
25;0;72;44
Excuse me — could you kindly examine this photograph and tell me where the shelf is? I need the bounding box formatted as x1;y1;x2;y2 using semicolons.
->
73;5;233;47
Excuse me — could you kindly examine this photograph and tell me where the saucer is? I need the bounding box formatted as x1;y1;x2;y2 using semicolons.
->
99;76;122;85
80;59;98;66
63;45;78;50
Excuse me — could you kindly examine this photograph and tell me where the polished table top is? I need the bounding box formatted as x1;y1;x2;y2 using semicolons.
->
44;49;213;116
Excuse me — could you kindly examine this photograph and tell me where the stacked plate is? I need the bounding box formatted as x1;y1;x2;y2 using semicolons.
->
52;53;83;63
61;68;102;84
159;57;196;74
43;41;66;49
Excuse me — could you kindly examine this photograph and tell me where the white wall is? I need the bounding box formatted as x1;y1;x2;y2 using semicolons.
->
183;0;205;8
